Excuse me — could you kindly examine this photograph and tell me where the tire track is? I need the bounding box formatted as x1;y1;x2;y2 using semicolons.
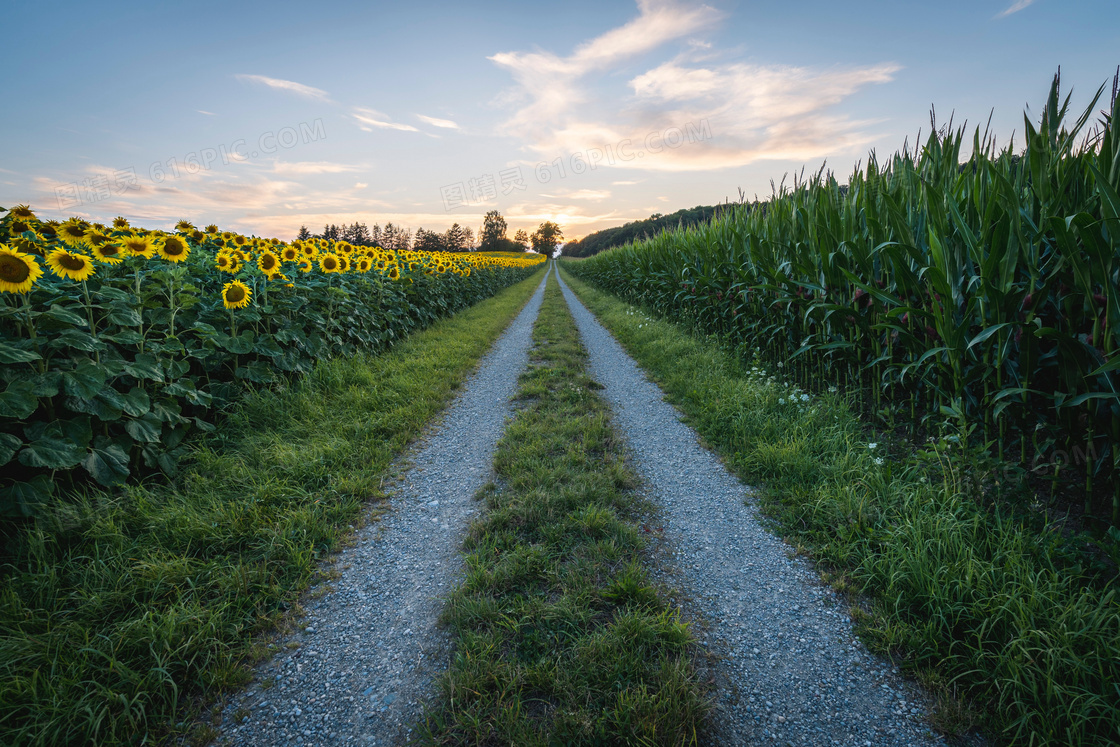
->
214;272;548;747
555;268;945;747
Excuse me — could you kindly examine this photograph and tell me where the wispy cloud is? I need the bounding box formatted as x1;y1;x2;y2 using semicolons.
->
995;0;1035;18
197;110;217;116
235;74;331;101
542;188;612;200
352;107;420;133
416;114;461;130
272;161;361;176
490;0;898;171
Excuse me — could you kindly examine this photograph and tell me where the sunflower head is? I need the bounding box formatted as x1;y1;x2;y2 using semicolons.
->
356;258;371;273
301;243;317;258
257;250;280;274
91;241;128;264
205;224;220;234
337;255;351;273
120;234;155;259
318;253;341;273
388;266;400;281
281;246;299;262
297;258;313;273
112;216;131;230
46;247;95;282
0;244;43;293
8;205;36;221
57;220;89;247
7;218;34;238
175;219;195;232
157;235;191;262
190;229;205;243
222;280;252;309
233;234;248;247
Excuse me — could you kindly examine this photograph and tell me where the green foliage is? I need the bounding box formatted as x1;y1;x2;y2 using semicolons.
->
562;268;1120;747
568;72;1120;527
420;272;707;745
0;269;547;747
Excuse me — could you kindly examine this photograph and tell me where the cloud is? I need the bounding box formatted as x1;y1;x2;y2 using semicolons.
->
542;189;612;201
355;182;368;189
352;107;420;132
490;0;898;171
416;114;461;130
612;180;640;185
197;110;217;116
235;74;331;101
272;161;361;175
995;0;1035;18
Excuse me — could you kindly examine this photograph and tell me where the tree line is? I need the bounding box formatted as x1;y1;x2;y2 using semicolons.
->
562;204;728;258
296;211;563;256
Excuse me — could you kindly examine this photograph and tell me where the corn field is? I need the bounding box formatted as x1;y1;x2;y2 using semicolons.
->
570;72;1120;527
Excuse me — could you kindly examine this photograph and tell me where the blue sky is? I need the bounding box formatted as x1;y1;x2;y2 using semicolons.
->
1;0;1117;241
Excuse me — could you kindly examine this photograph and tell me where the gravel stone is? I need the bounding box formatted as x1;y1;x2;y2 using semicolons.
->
214;274;547;746
556;268;947;747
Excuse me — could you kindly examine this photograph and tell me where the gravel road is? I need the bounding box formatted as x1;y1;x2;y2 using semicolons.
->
213;274;547;747
556;268;947;747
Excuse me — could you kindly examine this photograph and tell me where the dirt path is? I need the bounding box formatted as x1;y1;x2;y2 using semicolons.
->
213;273;547;747
556;267;947;747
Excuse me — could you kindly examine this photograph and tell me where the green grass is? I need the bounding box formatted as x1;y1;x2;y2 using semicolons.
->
419;270;707;746
0;267;546;747
560;265;1120;747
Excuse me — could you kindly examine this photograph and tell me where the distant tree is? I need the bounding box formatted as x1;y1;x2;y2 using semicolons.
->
342;221;372;246
319;223;341;241
479;210;508;251
382;222;400;251
413;227;446;252
530;221;563;256
513;229;529;250
296;225;312;241
462;226;474;251
444;223;468;252
399;227;412;251
370;223;382;248
561;238;580;257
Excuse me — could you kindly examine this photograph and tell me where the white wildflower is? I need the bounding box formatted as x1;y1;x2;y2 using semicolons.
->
868;442;878;450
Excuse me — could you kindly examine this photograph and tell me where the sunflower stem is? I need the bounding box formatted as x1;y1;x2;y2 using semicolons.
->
81;280;100;364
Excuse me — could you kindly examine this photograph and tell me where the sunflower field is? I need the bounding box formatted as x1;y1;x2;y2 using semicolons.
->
568;74;1120;527
0;209;544;516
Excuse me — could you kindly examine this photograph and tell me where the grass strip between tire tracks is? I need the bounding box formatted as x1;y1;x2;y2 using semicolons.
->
420;269;707;746
0;268;546;747
559;264;1120;747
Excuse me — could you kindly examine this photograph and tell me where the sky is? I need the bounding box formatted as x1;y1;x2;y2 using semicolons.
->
1;0;1117;243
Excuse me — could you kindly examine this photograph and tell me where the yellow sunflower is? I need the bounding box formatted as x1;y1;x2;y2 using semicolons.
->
356;258;371;273
257;250;280;274
7;218;33;237
297;258;313;273
8;205;36;221
205;224;219;234
387;265;400;281
120;234;155;259
318;252;341;273
232;234;248;247
57;220;89;247
221;280;252;309
0;244;43;293
157;235;191;262
46;247;95;282
90;241;129;264
336;255;351;273
215;252;240;274
281;245;299;262
190;229;205;243
112;216;131;230
301;243;317;258
175;219;195;232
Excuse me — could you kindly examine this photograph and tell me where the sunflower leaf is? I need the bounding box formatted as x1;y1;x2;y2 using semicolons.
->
82;441;130;486
19;437;85;470
0;341;42;364
0;433;22;466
